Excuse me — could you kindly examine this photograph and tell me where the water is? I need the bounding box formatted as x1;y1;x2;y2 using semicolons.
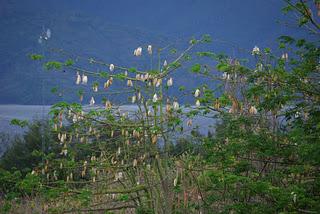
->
0;105;51;134
0;105;217;135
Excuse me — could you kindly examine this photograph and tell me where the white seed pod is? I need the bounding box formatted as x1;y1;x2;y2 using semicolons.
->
93;85;98;92
147;45;152;54
194;89;200;97
90;97;95;106
127;79;133;87
109;64;115;72
281;53;289;61
82;74;88;84
163;60;168;67
156;79;162;87
173;101;179;110
137;47;142;56
132;95;137;103
76;72;81;85
196;100;201;107
117;172;123;180
137;92;141;100
167;77;173;87
133;159;138;167
173;177;178;187
187;119;192;126
166;103;171;112
249;106;258;115
153;93;158;102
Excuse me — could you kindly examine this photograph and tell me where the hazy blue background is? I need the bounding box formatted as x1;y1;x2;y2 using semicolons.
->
0;0;303;105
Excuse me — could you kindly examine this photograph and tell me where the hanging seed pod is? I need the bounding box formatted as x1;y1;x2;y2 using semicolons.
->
174;177;178;187
127;79;133;87
137;91;141;100
151;135;157;144
109;64;115;72
194;89;200;97
147;45;152;55
132;95;136;104
173;101;179;110
53;170;58;180
153;93;158;102
156;79;162;87
76;72;81;85
167;77;173;87
249;106;258;115
82;74;88;84
196;100;201;107
166;99;172;112
133;130;140;138
92;85;98;92
90;97;95;106
214;100;220;109
187;119;192;127
133;159;138;167
134;47;142;56
81;170;86;177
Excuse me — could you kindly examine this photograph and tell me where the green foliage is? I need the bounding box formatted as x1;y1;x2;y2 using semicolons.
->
190;63;201;73
10;119;28;128
29;54;44;61
64;59;74;66
1;120;58;174
44;61;62;70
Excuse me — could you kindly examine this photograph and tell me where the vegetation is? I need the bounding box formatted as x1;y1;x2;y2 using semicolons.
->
1;1;320;213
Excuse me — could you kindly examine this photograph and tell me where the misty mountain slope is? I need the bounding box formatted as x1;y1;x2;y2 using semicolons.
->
0;0;300;105
0;11;172;104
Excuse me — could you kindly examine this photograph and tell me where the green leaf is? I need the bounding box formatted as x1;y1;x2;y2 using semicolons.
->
216;62;229;72
44;61;62;70
64;59;74;66
51;87;58;94
201;34;212;43
29;54;44;61
128;67;137;73
10;119;28;128
191;63;201;73
179;86;185;91
278;36;295;44
99;71;109;78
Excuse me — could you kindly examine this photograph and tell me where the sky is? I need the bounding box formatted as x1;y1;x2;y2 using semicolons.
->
0;0;305;105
